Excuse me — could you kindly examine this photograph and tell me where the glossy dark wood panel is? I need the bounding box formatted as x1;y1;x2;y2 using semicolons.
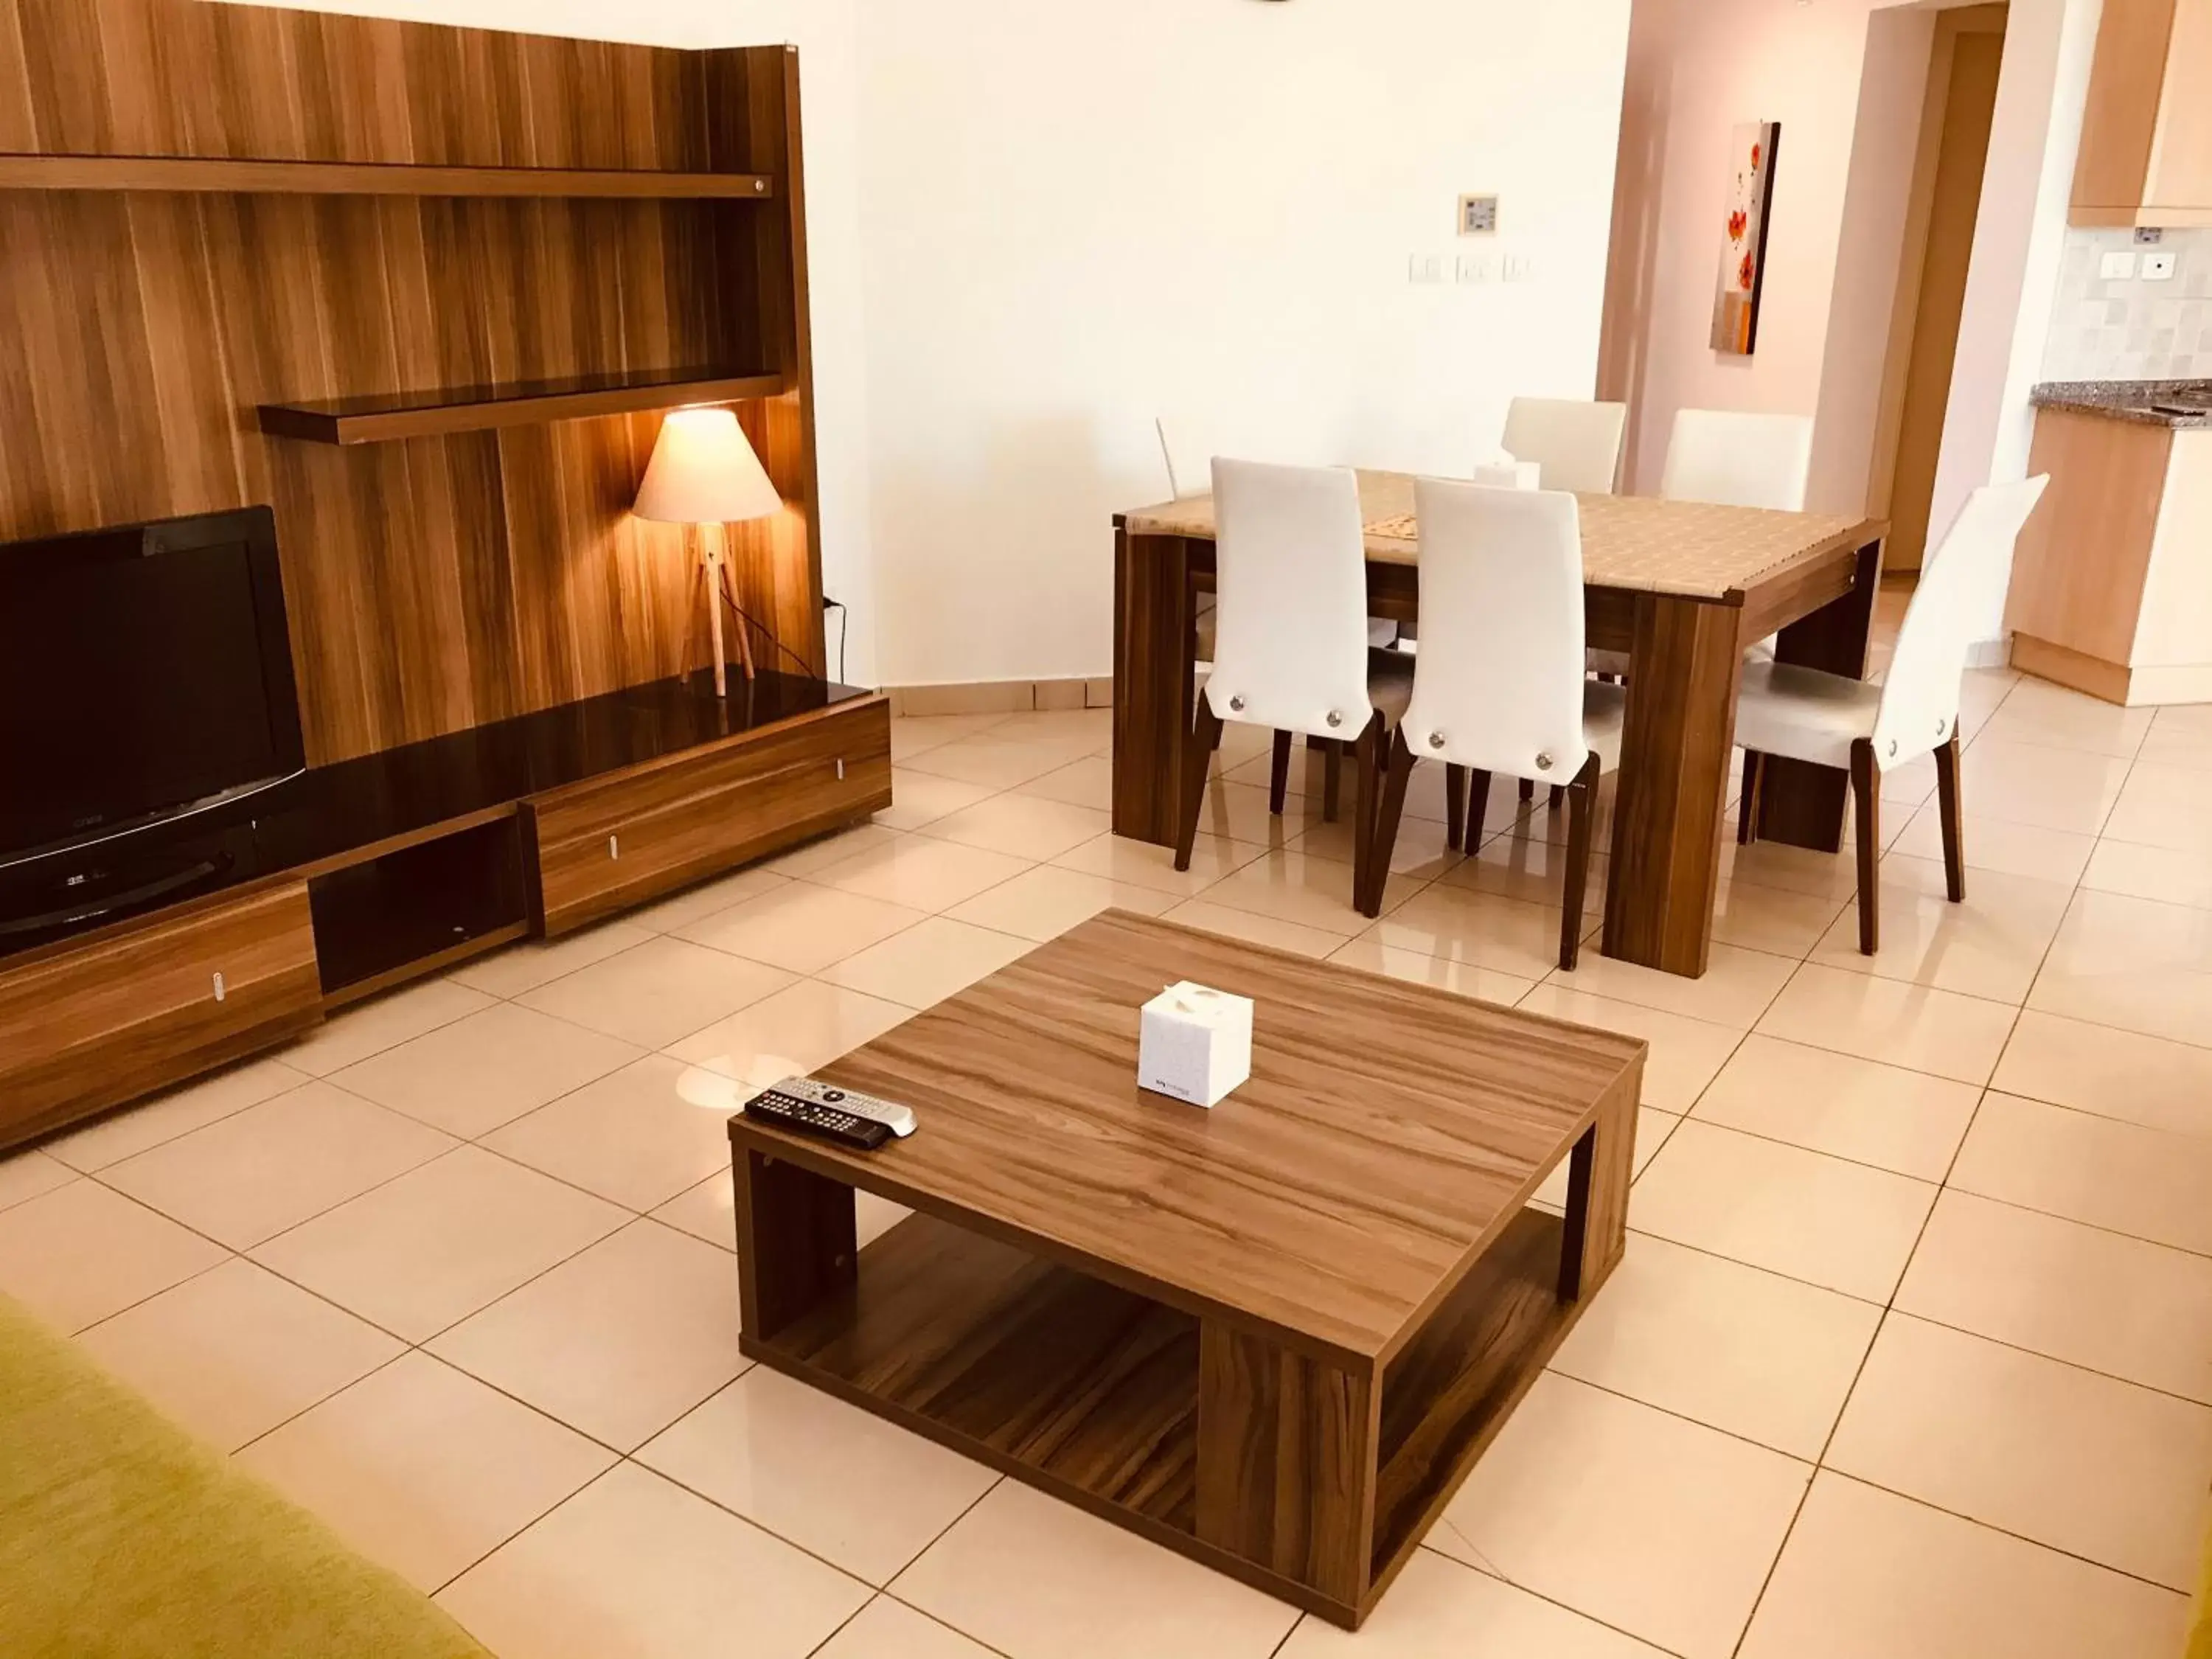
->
259;368;788;446
0;153;774;196
1111;529;1197;844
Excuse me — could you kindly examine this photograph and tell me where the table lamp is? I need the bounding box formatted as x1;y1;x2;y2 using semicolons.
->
633;406;783;697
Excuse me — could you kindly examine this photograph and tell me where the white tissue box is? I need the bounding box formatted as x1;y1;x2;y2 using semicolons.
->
1138;981;1253;1108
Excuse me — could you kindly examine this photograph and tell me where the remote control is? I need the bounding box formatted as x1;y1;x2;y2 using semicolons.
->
767;1077;917;1138
743;1085;893;1151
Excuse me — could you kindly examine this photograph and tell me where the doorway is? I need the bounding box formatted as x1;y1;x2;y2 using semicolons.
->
1871;4;2008;571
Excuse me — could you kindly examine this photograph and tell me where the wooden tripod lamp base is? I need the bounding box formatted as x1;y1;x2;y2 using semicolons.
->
694;524;758;700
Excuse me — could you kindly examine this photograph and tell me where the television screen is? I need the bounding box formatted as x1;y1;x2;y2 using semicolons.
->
0;507;306;866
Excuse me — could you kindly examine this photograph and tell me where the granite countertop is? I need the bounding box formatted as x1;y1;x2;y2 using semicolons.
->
2031;380;2212;428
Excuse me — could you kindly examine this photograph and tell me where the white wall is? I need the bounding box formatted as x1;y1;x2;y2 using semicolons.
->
852;0;1634;687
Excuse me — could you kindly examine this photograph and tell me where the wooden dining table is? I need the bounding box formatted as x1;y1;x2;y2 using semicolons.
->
1111;471;1886;979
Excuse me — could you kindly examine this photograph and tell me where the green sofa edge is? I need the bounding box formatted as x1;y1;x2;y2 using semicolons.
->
0;1291;489;1659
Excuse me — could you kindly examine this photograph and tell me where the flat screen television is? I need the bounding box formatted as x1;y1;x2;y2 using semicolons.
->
0;507;306;871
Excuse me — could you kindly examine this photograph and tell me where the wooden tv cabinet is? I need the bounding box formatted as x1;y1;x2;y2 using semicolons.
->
0;672;888;1152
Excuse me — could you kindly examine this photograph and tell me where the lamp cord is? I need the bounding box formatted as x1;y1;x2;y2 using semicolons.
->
716;566;828;680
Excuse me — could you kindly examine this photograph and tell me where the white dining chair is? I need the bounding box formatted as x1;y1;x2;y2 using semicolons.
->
1499;397;1628;496
1175;459;1411;907
1733;476;2047;953
1362;479;1626;970
1660;409;1815;512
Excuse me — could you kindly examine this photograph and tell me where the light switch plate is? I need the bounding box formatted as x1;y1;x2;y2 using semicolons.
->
1408;253;1445;285
2143;251;2177;281
1456;254;1492;284
2101;249;2139;280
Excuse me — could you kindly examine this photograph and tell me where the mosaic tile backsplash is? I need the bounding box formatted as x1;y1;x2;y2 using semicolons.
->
2042;226;2212;383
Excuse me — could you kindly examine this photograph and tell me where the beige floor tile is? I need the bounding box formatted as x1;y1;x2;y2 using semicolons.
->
989;707;1113;746
1738;1471;2189;1659
676;882;928;976
484;1055;742;1213
1975;678;2153;757
1185;778;1326;853
874;769;1000;830
285;978;496;1077
450;920;658;997
1714;834;1865;902
439;1462;869;1659
821;916;1037;1009
813;834;1033;911
1691;1034;1980;1180
1012;754;1113;812
1809;857;2073;1004
639;1366;997;1585
2082;835;2212;911
622;866;793;933
330;1003;644;1140
1323;936;1537;1006
0;1179;227;1333
945;863;1177;942
759;823;908;880
101;1081;455;1249
2029;888;2212;1046
1630;1120;1936;1301
43;1056;309;1172
1156;898;1346;959
893;1479;1298;1659
1535;1107;1684;1210
670;979;914;1088
1709;878;1850;957
1195;847;1411;936
650;1169;906;1256
2140;703;2212;771
1756;963;2017;1085
1295;810;1467;883
237;1351;614;1593
815;1597;998;1659
889;712;1012;761
1992;1009;2212;1138
900;728;1100;790
514;938;795;1052
429;1220;745;1453
2104;761;2212;855
1433;1372;1811;1659
1549;942;1796;1029
1516;986;1746;1113
0;1148;74;1214
1829;1312;2212;1590
1551;1232;1879;1459
252;1147;627;1342
1896;1190;2212;1403
1951;1092;2212;1256
1050;830;1262;897
1955;737;2130;835
1441;832;1609;915
1279;1546;1670;1657
1890;807;2096;886
1363;886;1583;981
76;1257;401;1452
916;791;1112;862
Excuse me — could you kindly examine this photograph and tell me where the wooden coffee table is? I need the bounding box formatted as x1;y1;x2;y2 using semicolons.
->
727;911;1645;1629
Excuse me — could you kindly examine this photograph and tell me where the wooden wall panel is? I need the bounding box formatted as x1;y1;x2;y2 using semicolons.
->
0;7;822;765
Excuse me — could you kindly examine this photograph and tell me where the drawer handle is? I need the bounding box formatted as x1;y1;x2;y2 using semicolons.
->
836;758;846;781
212;971;226;1004
608;834;620;860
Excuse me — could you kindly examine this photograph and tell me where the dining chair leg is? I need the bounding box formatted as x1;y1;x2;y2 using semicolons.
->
1518;778;1534;806
1268;729;1293;816
1322;738;1343;824
1362;733;1416;919
1934;733;1966;903
1548;785;1565;813
1444;764;1468;850
1173;700;1224;873
1559;754;1601;971
1352;716;1385;909
1848;738;1880;955
1738;751;1764;846
1465;770;1492;854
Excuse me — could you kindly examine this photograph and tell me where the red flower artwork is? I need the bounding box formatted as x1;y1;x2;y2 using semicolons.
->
1739;251;1756;291
1728;208;1748;241
1751;142;1762;170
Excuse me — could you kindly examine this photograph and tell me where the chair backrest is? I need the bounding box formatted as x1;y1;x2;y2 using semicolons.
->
1206;459;1378;740
1402;478;1591;781
1500;397;1628;495
1872;476;2050;767
1659;409;1815;512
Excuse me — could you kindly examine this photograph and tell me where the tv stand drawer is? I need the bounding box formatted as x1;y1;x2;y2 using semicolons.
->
524;696;892;936
0;883;322;1149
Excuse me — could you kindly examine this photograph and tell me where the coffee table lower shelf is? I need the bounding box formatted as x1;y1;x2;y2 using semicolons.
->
737;1186;1585;1627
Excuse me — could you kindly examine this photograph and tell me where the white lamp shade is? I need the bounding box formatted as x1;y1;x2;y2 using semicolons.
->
633;407;783;524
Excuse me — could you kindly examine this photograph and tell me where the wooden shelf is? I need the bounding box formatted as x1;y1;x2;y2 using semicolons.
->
257;368;787;445
0;153;775;199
